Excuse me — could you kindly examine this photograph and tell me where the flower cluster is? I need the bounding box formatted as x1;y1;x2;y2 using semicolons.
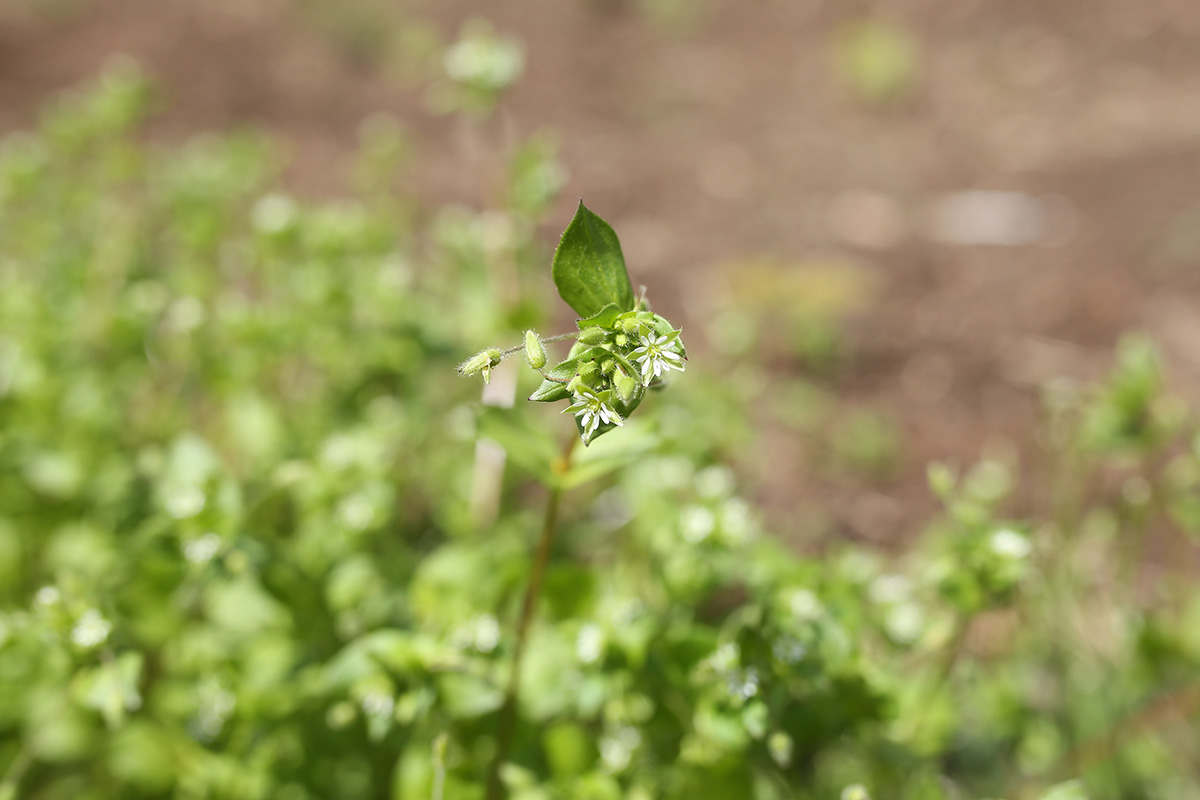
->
460;307;686;445
458;202;686;445
537;308;685;444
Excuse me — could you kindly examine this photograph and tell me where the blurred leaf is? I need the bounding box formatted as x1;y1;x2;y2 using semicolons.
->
107;721;177;792
203;577;290;634
72;652;142;728
477;405;561;485
1038;780;1088;800
561;419;658;489
438;673;504;718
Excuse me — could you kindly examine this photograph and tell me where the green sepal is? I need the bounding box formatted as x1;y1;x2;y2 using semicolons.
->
577;303;624;330
650;316;688;359
552;202;635;318
613;369;638;405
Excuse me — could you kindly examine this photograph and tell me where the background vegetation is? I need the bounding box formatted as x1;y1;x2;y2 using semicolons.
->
3;2;1200;799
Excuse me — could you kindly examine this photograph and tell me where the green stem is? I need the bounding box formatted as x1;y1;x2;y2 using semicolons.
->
910;613;971;745
497;331;578;359
485;436;576;800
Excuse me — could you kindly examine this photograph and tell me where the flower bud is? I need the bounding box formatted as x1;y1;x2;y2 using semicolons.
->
601;359;616;375
577;327;607;346
614;369;638;404
524;330;547;370
457;348;503;384
614;333;628;348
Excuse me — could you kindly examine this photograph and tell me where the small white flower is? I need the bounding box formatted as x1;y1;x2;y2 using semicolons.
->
71;609;111;648
182;532;222;564
576;623;605;664
630;332;685;385
990;528;1031;560
564;389;623;443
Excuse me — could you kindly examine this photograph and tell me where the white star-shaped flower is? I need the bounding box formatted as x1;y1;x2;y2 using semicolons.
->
630;331;685;386
564;388;623;443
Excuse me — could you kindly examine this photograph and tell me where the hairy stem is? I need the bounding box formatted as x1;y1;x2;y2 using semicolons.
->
497;331;578;359
485;436;576;800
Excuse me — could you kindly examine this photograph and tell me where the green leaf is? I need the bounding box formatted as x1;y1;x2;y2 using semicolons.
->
561;419;655;486
577;302;623;330
552;202;635;318
476;406;560;485
72;652;143;729
528;379;571;403
528;356;584;403
544;356;585;383
1037;780;1088;800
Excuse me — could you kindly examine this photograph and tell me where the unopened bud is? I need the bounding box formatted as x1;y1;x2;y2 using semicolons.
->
577;327;607;346
577;360;599;378
524;330;547;370
614;370;637;404
614;333;628;348
457;348;503;384
601;359;616;375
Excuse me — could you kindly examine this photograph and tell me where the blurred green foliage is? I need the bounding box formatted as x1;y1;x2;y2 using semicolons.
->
1;54;1199;800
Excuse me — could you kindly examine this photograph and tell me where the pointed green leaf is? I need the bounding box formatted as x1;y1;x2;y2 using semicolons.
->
577;302;623;330
529;379;571;403
552;202;635;317
544;357;583;383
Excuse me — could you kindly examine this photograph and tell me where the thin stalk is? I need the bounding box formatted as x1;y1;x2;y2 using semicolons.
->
485;436;577;800
495;331;579;359
910;612;971;745
431;733;448;800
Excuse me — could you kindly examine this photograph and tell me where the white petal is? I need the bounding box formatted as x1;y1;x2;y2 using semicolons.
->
661;350;682;361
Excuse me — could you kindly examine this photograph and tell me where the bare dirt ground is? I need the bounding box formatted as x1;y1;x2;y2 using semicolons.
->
4;0;1200;543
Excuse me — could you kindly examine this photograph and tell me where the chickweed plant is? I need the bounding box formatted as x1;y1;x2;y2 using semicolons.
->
459;201;686;447
458;201;687;798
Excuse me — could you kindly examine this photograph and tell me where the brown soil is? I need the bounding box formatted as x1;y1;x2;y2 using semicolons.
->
5;0;1200;543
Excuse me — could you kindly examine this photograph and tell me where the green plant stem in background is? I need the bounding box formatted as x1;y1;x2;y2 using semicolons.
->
910;612;971;747
485;436;577;800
